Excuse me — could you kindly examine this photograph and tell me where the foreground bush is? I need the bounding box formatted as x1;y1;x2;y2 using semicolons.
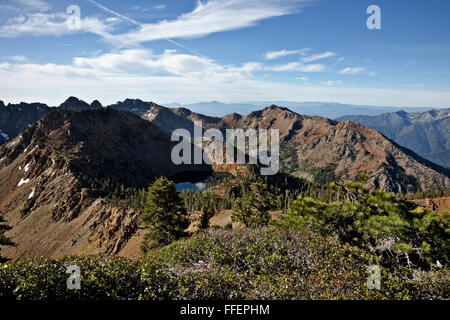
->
0;228;448;300
279;179;450;268
148;228;449;300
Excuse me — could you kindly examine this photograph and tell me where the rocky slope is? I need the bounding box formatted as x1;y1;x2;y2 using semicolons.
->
143;104;450;193
0;107;209;260
337;108;450;166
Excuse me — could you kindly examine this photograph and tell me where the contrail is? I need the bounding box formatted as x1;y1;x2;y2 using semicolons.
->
86;0;209;60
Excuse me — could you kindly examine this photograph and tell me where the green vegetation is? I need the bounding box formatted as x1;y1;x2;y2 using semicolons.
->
232;181;277;227
141;177;189;252
279;140;298;175
179;165;332;216
77;176;148;210
0;215;13;262
278;175;450;269
1;173;448;300
401;188;450;200
311;164;338;185
0;229;448;300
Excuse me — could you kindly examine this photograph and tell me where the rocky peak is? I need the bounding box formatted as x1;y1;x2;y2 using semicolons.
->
90;100;103;109
109;99;155;116
265;104;288;111
59;96;92;111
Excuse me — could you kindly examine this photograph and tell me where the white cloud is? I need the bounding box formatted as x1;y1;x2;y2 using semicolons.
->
301;51;335;62
131;4;166;11
106;0;310;45
73;49;220;77
322;80;342;86
339;67;367;75
12;0;50;12
0;0;311;63
1;48;316;88
264;48;310;60
268;62;325;72
0;49;261;87
88;0;140;27
0;12;114;38
9;55;28;62
1;59;449;108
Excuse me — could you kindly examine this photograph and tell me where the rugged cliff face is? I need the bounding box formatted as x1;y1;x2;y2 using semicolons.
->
0;107;210;260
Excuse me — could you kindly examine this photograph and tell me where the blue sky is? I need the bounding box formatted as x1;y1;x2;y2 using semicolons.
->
0;0;449;107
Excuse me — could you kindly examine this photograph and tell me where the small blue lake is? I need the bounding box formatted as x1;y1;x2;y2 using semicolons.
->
175;182;206;192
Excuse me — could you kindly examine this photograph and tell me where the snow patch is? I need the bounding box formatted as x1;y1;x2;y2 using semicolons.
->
25;162;31;172
18;178;30;187
28;189;35;199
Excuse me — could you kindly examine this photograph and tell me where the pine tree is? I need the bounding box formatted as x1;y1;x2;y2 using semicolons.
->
141;177;189;252
280;176;450;268
199;204;215;229
232;181;277;227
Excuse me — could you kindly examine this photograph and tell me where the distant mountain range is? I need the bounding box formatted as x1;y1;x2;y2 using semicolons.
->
338;108;450;167
1;97;449;193
0;97;443;145
165;101;440;118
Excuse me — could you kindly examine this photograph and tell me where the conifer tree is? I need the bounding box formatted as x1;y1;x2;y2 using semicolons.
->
232;181;277;227
141;177;189;252
280;174;449;268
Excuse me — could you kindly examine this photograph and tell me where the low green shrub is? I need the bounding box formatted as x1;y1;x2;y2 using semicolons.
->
0;228;448;300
